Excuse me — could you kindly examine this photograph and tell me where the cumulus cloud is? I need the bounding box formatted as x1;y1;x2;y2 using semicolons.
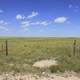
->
54;17;67;24
27;11;39;19
16;14;25;20
16;11;69;32
16;11;39;20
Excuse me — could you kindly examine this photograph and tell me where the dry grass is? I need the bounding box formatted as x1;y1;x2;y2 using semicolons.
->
0;38;80;74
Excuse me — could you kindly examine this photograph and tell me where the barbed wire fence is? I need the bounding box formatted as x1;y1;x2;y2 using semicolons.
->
0;39;78;57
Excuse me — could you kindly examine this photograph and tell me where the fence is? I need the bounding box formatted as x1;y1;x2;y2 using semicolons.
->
0;39;78;57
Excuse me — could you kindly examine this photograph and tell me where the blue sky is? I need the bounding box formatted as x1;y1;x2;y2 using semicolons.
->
0;0;80;37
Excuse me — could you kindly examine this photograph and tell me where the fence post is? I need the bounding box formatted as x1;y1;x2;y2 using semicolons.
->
5;40;8;56
2;44;3;54
73;40;76;56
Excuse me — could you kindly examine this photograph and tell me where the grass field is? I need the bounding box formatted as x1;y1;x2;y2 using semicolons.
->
0;37;80;74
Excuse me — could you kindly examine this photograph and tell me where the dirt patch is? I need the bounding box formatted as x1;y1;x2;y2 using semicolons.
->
33;59;58;68
0;73;80;80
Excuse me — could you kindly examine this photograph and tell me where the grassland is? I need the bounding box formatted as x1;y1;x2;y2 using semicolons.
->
0;37;80;74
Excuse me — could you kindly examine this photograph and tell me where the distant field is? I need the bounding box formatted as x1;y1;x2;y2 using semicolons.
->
0;37;80;73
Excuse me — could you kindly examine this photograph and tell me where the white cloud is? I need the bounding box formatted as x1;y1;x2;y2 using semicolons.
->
0;20;8;25
27;11;39;19
16;11;39;20
0;20;9;31
68;4;79;9
54;17;67;24
21;21;30;28
16;14;25;20
0;10;4;13
68;4;79;13
68;4;73;8
30;22;40;25
31;21;49;26
20;20;49;32
40;21;49;26
21;21;49;28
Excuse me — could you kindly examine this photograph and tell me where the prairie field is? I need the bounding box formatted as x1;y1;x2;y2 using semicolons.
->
0;37;80;74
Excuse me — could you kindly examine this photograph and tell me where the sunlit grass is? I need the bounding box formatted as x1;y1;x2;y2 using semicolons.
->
0;38;80;73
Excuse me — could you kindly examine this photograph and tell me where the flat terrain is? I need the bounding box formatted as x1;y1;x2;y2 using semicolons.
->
0;38;80;77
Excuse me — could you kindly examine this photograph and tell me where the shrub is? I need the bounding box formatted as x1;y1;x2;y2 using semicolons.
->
49;65;65;73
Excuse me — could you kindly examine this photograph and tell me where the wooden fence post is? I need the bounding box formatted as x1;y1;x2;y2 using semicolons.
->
5;40;8;56
2;44;3;54
73;40;76;56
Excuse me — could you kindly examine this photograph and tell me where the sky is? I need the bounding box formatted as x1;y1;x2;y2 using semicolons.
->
0;0;80;37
